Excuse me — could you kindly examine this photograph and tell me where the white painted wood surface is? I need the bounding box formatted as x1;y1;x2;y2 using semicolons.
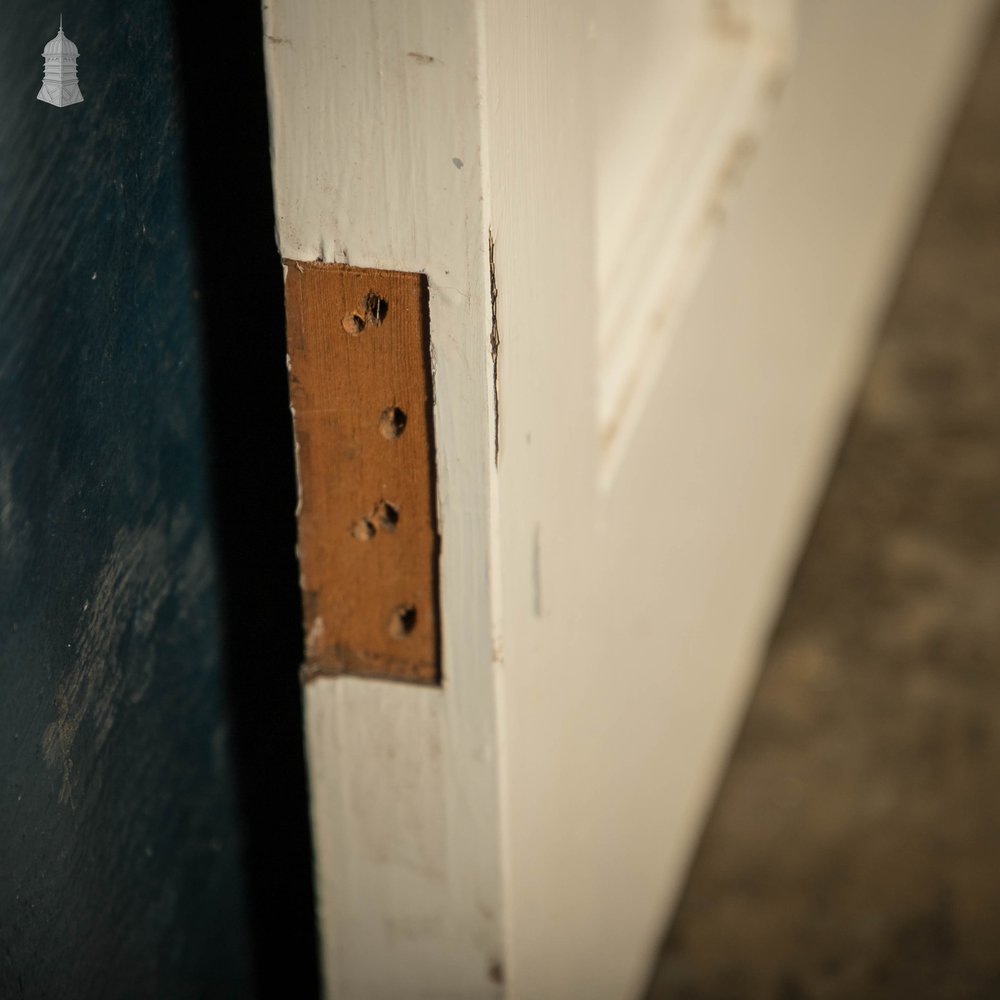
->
595;0;795;477
263;4;504;996
262;1;994;997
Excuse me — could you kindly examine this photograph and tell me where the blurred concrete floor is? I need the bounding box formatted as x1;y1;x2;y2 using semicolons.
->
646;19;1000;1000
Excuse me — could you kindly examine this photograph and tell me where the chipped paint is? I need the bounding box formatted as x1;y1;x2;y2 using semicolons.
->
489;230;500;466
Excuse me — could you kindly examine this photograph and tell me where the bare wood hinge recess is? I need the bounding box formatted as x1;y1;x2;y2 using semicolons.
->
283;261;440;685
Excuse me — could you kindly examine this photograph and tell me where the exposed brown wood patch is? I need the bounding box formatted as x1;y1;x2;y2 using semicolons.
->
283;261;440;684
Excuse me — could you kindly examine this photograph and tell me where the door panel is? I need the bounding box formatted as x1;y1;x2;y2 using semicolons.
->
0;3;256;996
595;0;794;476
0;1;316;995
262;1;994;997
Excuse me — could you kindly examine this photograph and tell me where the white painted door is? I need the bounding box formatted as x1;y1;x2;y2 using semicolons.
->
262;2;993;997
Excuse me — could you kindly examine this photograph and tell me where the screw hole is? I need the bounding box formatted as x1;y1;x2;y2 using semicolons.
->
389;605;417;638
379;406;407;439
375;500;399;532
342;312;364;335
351;518;375;541
363;292;388;326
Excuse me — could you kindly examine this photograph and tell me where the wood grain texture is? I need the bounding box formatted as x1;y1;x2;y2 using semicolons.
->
0;1;275;994
285;261;439;684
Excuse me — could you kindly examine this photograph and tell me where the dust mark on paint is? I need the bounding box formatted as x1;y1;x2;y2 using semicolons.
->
707;0;753;40
762;61;791;101
452;157;464;170
489;230;500;465
266;34;291;45
407;51;436;65
42;510;202;805
703;132;758;228
488;960;505;985
384;911;446;946
532;525;542;617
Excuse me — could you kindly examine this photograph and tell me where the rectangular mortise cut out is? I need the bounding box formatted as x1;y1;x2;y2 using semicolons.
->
284;261;440;684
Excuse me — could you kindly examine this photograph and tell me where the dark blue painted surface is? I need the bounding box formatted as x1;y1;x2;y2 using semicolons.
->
0;3;315;996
